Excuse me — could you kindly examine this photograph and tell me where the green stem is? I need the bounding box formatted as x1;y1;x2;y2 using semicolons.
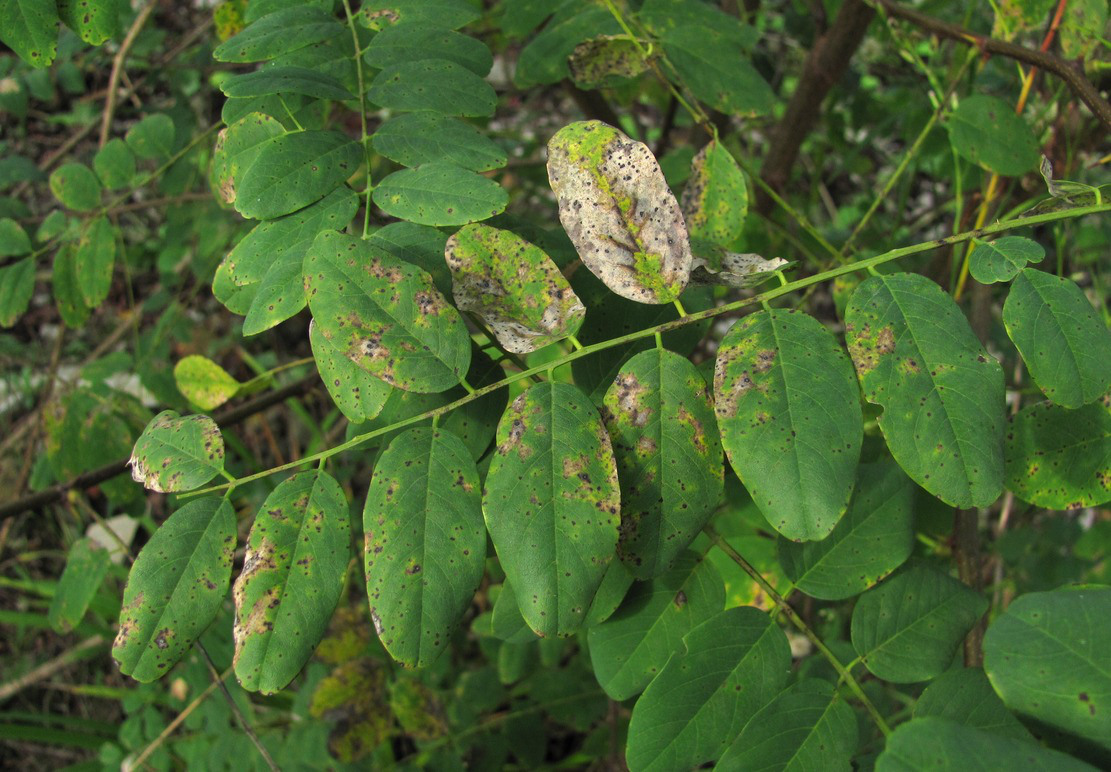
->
672;297;688;317
705;525;892;737
179;203;1110;499
341;0;374;238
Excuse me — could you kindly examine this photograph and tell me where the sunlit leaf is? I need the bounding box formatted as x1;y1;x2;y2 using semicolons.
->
174;355;242;411
48;538;112;633
128;410;225;493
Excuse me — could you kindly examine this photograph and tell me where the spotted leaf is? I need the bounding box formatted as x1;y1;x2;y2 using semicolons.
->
305;230;471;393
568;34;652;89
603;348;723;578
235;130;360;220
128;410;225;493
310;320;393;424
113;497;236;682
547;120;692;304
681;139;747;248
233;470;350;693
445;223;586;354
363;427;486;668
483;382;621;637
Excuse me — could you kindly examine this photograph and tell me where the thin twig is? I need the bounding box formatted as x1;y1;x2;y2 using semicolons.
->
195;641;281;772
100;0;159;148
0;635;107;703
129;668;230;770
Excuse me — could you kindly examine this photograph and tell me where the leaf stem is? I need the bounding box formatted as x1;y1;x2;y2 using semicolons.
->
340;0;374;238
672;297;688;317
567;334;584;351
704;525;892;737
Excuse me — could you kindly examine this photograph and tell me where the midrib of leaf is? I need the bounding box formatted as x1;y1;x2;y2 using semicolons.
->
1003;613;1111;680
865;587;973;657
1022;274;1086;390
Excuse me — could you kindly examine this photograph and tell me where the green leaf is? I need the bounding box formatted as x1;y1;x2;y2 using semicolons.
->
233;470;351;693
715;309;862;541
445;223;586;354
58;0;119;45
52;244;90;328
372;163;507;227
310;320;393;424
241;252;304;335
681;139;748;248
222;92;323;130
515;7;620;88
366;221;451;297
875;717;1096;771
235;130;361;220
483;382;621;637
0;217;31;257
490;580;536;643
210;112;286;206
305;230;471;392
0;257;35;327
125;114;175;161
846;272;1006;508
174;355;242;411
587;551;724;700
93;138;137;190
948;95;1040;176
716;680;858;771
358;0;480;30
603;348;723;578
1059;0;1107;58
568;34;652;89
74;215;115;307
984;586;1111;750
371;112;507;171
213;255;259;315
625;606;791;771
584;559;635;626
0;0;60;67
968;236;1044;284
547;120;692;304
128;410;225;493
113;497;236;681
778;458;915;600
914;667;1034;741
660;24;775;117
213;6;343;62
851;563;988;683
48;538;112;633
0;154;45;189
364;24;492;75
363;427;486;668
1004;396;1111;509
50;162;102;212
367;59;496;116
1003;268;1111;408
220;65;354;100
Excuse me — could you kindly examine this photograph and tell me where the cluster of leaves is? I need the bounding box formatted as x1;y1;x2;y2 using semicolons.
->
2;0;1111;769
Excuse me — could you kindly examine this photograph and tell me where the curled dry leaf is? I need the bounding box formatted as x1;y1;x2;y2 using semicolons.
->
445;223;586;353
689;240;789;288
569;35;652;90
547;120;691;304
128;410;225;493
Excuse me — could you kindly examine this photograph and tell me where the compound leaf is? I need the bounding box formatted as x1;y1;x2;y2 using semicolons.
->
128;410;225;493
373;162;507;226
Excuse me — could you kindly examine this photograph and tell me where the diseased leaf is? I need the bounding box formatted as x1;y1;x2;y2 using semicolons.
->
174;355;242;411
715;309;862;541
125;114;175;161
213;6;343;62
1004;395;1111;509
50;162;102;212
625;606;791;771
49;538;112;633
234;470;351;693
846;273;1006;508
778;458;914;600
968;236;1044;284
209;112;286;206
358;0;480;31
373;163;507;227
367;59;496;117
371;112;507;171
129;410;225;493
483;382;621;637
445;223;586;354
58;0;119;44
948;95;1040;176
681;139;748;248
235;130;360;220
213;255;259;315
52;244;90;328
363;427;486;668
367;221;451;297
364;23;492;75
0;217;31;257
660;24;775;116
875;717;1095;771
310;319;393;424
220;65;354;100
689;242;788;287
241;252;305;335
569;34;652;89
0;257;35;327
851;563;988;683
547;120;692;304
1003;268;1111;408
983;586;1111;751
305;230;471;393
914;667;1034;741
113;498;236;682
587;551;724;700
93;138;137;190
515;7;620;87
603;348;723;578
1059;0;1107;58
716;680;858;771
74;215;115;307
0;0;59;67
